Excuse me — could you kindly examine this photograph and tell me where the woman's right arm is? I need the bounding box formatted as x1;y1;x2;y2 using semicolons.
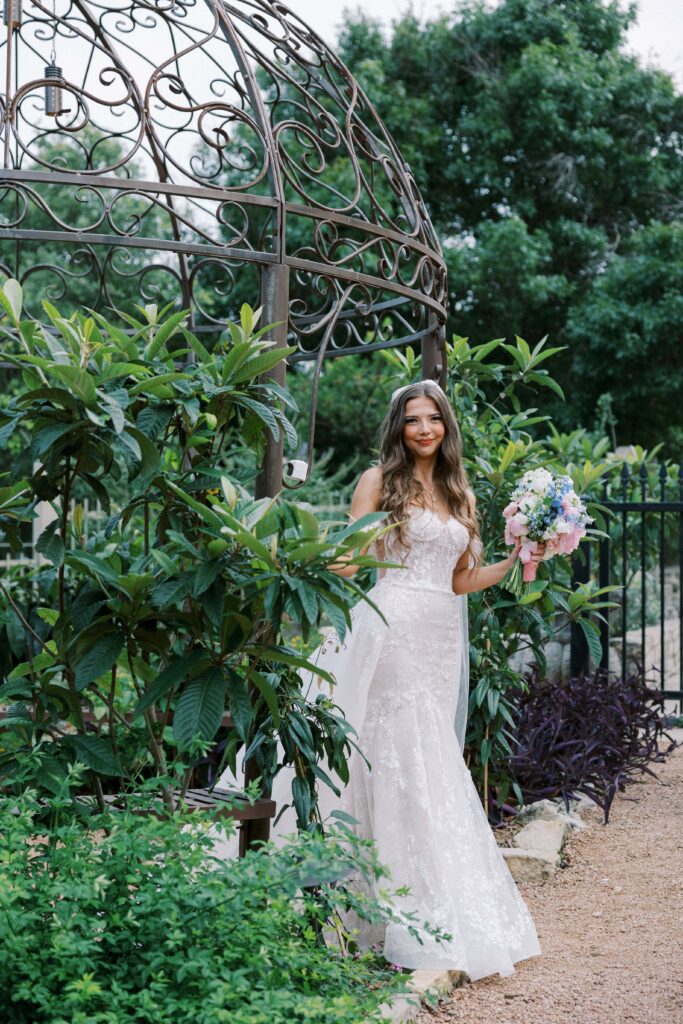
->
327;466;382;577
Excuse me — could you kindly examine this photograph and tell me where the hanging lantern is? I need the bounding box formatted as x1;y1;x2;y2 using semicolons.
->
3;0;22;29
44;63;65;117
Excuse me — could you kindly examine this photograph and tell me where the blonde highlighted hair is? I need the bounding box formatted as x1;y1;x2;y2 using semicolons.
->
376;381;481;566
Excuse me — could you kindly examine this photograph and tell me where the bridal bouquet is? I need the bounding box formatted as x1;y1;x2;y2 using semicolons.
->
502;468;593;596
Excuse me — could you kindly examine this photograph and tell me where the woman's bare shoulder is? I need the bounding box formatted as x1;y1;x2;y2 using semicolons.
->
359;465;382;486
349;465;383;516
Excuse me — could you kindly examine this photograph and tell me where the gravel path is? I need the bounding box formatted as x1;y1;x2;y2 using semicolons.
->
416;734;683;1024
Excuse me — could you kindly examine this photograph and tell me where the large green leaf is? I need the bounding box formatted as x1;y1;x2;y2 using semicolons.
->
249;670;281;727
2;278;22;323
173;668;224;744
81;473;112;514
293;505;320;540
73;631;126;691
181;327;212;364
48;365;97;406
165;481;224;529
224;668;252;741
66;551;120;588
33;421;85;458
219;341;253;382
318;599;349;644
0;416;22;448
116;573;155;599
67;735;122;776
35;522;64;567
133;649;208;718
143;309;189;361
150;549;180;576
297;582;319;625
7;649;57;680
291;774;311;826
135;405;173;440
150;575;193;609
71;583;107;632
229;345;297;384
578;617;603;663
198;579;224;628
34;754;70;795
127;371;191;396
121;427;160;485
192;560;223;597
235;394;280;439
100;394;126;434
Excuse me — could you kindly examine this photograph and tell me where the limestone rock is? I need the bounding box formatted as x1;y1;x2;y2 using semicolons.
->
516;798;585;830
567;792;600;814
512;818;568;861
500;847;558;882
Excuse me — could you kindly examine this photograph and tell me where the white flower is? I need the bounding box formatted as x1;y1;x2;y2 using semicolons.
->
522;467;553;495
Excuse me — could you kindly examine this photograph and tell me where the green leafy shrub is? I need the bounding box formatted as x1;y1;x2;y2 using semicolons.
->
0;788;411;1024
0;281;390;829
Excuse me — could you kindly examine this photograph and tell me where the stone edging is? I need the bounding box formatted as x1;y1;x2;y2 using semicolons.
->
498;792;594;883
378;968;467;1022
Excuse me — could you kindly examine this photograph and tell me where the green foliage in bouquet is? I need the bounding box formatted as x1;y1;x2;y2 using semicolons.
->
0;281;390;828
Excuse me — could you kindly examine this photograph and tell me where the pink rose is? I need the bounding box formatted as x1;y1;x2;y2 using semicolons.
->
543;537;561;559
518;539;540;564
562;526;585;554
505;513;528;546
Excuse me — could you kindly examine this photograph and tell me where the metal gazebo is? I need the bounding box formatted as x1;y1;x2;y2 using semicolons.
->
1;0;447;493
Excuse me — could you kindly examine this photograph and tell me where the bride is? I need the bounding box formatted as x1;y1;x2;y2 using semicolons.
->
221;378;542;981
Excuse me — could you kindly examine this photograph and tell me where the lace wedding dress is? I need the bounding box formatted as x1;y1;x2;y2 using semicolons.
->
219;506;541;980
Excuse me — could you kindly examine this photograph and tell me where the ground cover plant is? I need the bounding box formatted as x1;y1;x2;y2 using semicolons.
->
0;786;416;1024
506;669;679;823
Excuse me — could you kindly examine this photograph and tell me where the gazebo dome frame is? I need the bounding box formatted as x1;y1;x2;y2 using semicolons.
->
0;0;447;491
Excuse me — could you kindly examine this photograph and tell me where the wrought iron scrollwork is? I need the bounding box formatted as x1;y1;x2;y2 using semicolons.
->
1;0;446;366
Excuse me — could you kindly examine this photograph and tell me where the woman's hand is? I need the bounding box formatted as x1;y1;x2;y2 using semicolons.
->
507;537;546;567
453;537;546;596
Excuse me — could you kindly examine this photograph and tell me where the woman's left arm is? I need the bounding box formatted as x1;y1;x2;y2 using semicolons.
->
451;538;544;595
452;544;518;595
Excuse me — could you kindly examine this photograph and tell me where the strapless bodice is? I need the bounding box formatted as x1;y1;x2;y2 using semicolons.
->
374;507;470;593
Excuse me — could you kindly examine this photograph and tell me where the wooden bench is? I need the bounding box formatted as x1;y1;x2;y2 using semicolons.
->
101;787;276;854
0;705;275;853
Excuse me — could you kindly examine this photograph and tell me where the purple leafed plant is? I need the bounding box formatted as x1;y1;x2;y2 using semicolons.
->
505;669;680;824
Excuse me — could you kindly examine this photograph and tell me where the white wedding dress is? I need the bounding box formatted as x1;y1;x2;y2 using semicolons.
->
219;506;541;980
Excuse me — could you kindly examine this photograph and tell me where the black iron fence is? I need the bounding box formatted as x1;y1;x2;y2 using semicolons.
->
571;461;682;715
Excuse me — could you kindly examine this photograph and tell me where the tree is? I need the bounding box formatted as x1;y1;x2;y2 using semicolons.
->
286;352;399;483
338;0;683;449
0;282;386;832
565;221;683;446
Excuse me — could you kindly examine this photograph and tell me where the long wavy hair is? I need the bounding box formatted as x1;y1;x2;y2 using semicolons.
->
376;381;481;566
